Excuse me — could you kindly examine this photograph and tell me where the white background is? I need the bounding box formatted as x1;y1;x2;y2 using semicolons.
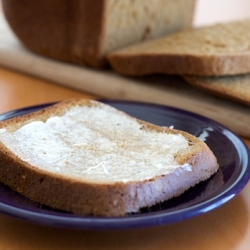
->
194;0;250;26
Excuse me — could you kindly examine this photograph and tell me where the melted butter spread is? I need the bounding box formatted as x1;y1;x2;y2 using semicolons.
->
0;105;191;183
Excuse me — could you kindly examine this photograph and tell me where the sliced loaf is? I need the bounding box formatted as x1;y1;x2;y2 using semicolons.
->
107;19;250;76
0;99;219;216
2;0;196;68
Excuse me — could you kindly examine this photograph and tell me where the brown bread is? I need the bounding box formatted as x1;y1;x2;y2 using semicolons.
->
184;74;250;106
107;19;250;76
0;99;219;216
2;0;196;68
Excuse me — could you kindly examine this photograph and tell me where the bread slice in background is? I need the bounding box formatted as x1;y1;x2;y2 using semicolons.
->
107;19;250;76
0;99;219;216
2;0;196;68
184;74;250;106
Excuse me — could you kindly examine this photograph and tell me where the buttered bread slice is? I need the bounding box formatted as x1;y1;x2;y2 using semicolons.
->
0;99;219;216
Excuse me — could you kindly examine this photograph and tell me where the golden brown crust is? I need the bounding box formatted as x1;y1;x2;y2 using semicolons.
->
0;98;219;216
2;0;107;68
108;53;250;76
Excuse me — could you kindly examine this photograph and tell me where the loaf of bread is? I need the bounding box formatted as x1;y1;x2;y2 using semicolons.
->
0;99;219;216
184;74;250;106
2;0;196;68
107;19;250;76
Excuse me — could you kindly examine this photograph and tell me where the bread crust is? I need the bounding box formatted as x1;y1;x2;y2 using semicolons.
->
0;99;219;216
2;0;106;68
108;53;250;76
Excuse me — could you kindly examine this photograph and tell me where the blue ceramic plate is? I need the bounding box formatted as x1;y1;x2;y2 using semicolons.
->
0;100;249;230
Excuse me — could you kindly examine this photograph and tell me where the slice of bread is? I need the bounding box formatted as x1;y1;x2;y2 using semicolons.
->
107;19;250;76
2;0;196;68
184;74;250;106
0;99;219;216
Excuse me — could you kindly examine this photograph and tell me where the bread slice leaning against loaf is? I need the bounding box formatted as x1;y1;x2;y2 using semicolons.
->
0;99;219;216
107;19;250;76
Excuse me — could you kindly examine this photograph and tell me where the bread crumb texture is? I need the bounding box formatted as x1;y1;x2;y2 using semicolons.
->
0;103;190;183
102;0;195;52
109;20;250;55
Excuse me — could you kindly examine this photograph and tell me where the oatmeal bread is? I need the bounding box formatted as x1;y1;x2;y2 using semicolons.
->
184;74;250;106
107;19;250;76
2;0;196;68
0;99;219;216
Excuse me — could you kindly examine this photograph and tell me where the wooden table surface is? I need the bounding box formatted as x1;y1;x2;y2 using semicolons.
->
0;67;250;250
